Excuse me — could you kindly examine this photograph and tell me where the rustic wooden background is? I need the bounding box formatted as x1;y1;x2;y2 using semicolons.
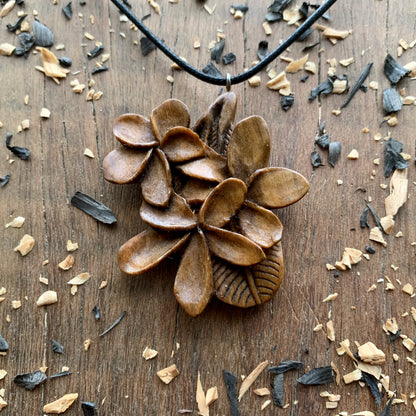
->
0;0;415;414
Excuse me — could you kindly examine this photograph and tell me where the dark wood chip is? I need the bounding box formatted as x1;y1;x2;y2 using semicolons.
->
297;366;334;385
33;19;54;47
384;137;408;177
62;1;73;19
365;245;375;254
311;151;323;167
0;174;11;188
5;133;30;160
81;402;98;416
300;75;309;82
14;32;35;57
50;371;72;379
389;328;401;342
265;11;283;22
281;94;294;111
92;305;101;320
211;39;225;64
121;0;132;8
340;63;373;109
51;339;64;354
380;395;395;416
315;133;330;149
384;53;410;85
223;370;239;416
360;206;369;228
361;371;382;407
140;36;156;56
71;191;117;224
328;142;341;167
366;202;382;230
6;14;27;32
14;370;47;390
302;41;320;52
296;27;313;42
299;1;309;17
0;334;9;352
382;88;402;113
268;360;304;374
268;0;293;14
232;4;248;12
257;40;268;60
87;45;104;59
222;52;236;65
99;310;126;337
272;373;284;407
202;62;222;78
309;76;336;100
92;66;109;74
58;57;72;67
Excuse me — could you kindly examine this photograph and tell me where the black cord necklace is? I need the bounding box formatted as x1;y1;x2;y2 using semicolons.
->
110;0;339;88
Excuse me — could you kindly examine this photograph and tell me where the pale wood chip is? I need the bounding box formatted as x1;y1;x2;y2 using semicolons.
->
322;27;350;40
12;300;21;309
206;386;218;406
238;360;268;401
248;75;261;87
71;285;77;295
404;61;416;77
0;370;7;380
84;32;94;40
14;234;35;256
93;91;103;100
262;21;272;36
351;412;375;416
193;38;200;49
285;54;308;73
253;387;270;396
326;401;338;409
331;361;341;385
39;276;49;285
385;317;399;334
340;57;354;66
0;0;16;17
58;254;75;270
343;369;362;384
67;272;90;285
403;337;415;352
41;48;69;78
84;148;95;158
84;338;91;351
73;84;86;93
403;96;415;105
347;149;359;159
358;342;385;365
335;261;347;271
40;108;51;118
98;280;107;289
166;75;174;84
402;283;414;296
143;347;158;360
36;290;58;306
196;372;209;416
43;393;78;414
157;364;179;384
332;79;348;94
0;288;6;296
313;323;323;332
357;362;381;380
380;215;395;234
339;339;357;362
385;168;408;217
66;240;78;252
326;263;336;271
326;320;335;342
0;396;6;411
322;293;338;302
411;307;416;323
5;216;25;228
0;42;17;55
24;94;29;105
369;227;387;246
393;353;399;362
304;61;316;74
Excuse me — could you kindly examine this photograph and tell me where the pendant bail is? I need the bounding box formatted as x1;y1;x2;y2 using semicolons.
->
226;73;231;91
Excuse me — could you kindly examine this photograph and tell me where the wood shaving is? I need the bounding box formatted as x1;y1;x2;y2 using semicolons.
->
12;300;21;309
261;399;271;410
40;108;51;118
403;338;415;352
66;240;78;252
248;76;261;87
0;43;16;56
253;387;270;396
402;283;414;296
262;22;272;36
357;361;381;380
84;338;91;351
206;386;218;406
267;72;290;92
73;84;86;93
234;9;243;19
0;0;15;17
0;370;6;380
358;341;386;365
41;48;70;79
332;79;348;94
67;272;90;286
84;148;95;158
142;347;158;360
98;281;107;289
384;317;399;334
22;120;30;131
5;216;25;228
0;396;6;411
58;254;75;270
347;149;359;159
157;364;179;384
369;227;387;246
340;57;354;67
39;276;49;285
326;320;335;342
326;401;338;409
380;215;395;234
304;61;316;74
203;4;215;15
70;285;77;295
36;290;58;306
84;32;94;40
322;293;338;302
14;234;35;256
285;54;308;73
43;393;78;414
385;168;408;217
320;26;350;40
196;372;209;416
193;38;200;49
93;91;103;100
343;369;362;384
238;360;268;401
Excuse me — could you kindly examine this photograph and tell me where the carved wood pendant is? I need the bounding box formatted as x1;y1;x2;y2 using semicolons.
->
103;93;309;317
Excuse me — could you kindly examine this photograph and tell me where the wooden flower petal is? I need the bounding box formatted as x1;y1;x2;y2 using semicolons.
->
227;116;271;183
176;147;228;183
140;193;197;231
174;230;213;317
212;242;284;308
199;178;247;228
103;147;152;184
161;126;206;163
180;179;216;206
247;167;310;209
141;149;172;207
118;229;189;275
193;92;237;155
113;114;158;148
237;201;283;248
151;99;191;141
204;225;265;266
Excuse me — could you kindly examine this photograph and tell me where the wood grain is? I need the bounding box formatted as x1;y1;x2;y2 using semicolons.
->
0;0;415;414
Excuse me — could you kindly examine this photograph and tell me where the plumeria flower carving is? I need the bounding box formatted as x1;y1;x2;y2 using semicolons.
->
103;93;310;317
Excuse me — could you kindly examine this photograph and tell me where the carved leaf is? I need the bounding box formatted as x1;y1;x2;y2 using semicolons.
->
118;229;189;275
151;99;191;141
199;178;247;228
161;126;206;163
193;92;237;155
141;149;172;207
176;147;228;183
174;230;213;317
102;147;152;184
247;167;310;209
180;179;216;206
212;242;284;308
113;114;159;148
227;116;271;183
237;201;283;248
203;225;265;266
140;193;197;231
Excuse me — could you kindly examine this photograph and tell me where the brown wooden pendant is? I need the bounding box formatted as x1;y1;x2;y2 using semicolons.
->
103;93;309;316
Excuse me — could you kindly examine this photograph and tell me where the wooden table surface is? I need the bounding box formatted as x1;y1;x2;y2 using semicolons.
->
1;0;415;414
